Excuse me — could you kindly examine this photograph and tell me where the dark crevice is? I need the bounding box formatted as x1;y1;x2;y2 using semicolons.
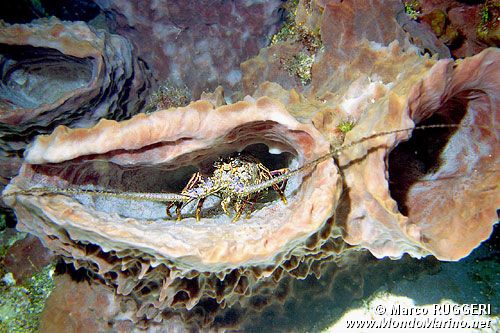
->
388;95;469;216
25;138;297;221
0;0;101;24
30;143;294;195
55;260;94;283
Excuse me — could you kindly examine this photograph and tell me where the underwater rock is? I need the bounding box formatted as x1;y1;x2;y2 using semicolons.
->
417;0;499;58
94;0;282;98
3;234;55;283
396;5;451;58
272;37;498;261
0;17;151;203
390;48;500;260
241;0;450;96
241;43;306;95
4;97;344;327
243;0;498;261
246;43;498;262
40;274;135;333
311;0;443;94
318;0;408;55
336;47;499;260
2;1;498;329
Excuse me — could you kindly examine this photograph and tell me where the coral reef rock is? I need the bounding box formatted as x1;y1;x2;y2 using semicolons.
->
3;234;55;283
265;44;499;261
94;0;282;98
243;0;499;261
2;0;499;330
0;17;151;203
417;0;500;58
241;0;449;95
4;97;345;328
386;48;500;260
326;47;499;261
330;44;498;260
40;273;191;333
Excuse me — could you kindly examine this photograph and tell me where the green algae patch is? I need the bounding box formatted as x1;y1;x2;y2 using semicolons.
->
337;119;356;135
0;265;55;333
477;0;500;44
270;0;322;86
404;1;421;21
283;52;315;85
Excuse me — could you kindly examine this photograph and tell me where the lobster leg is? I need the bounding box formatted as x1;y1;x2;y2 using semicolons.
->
267;167;289;204
184;172;203;191
166;202;184;221
195;197;206;221
166;202;174;218
245;193;262;219
175;203;183;221
167;172;204;221
221;196;231;217
232;196;252;222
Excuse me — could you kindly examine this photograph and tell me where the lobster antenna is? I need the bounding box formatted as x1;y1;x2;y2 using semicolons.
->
3;124;497;199
240;123;497;194
3;187;191;203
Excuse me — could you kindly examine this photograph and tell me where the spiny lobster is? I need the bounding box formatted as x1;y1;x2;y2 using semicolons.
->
3;124;496;222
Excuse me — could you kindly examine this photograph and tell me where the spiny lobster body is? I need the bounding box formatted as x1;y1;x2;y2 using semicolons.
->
166;154;288;221
2;124;495;222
